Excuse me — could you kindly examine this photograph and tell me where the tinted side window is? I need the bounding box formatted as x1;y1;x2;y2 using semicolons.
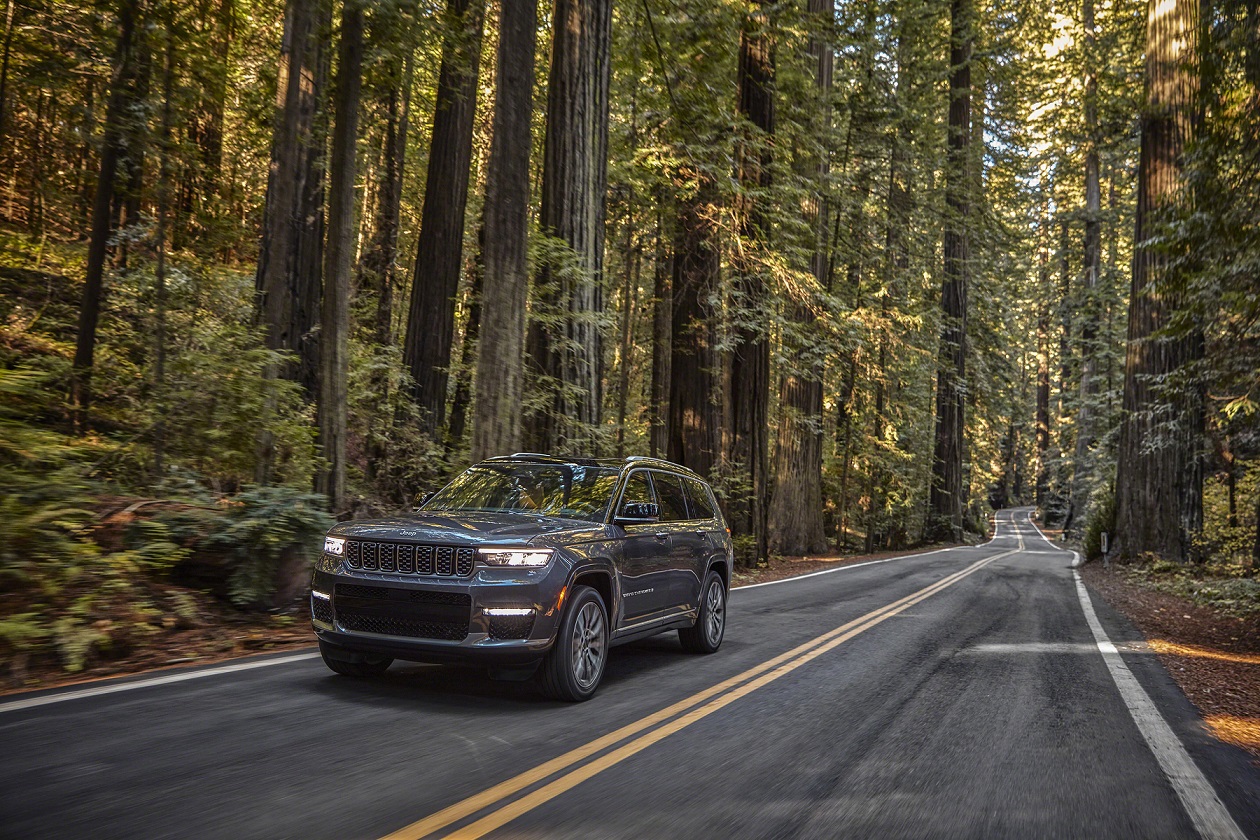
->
619;471;655;512
652;472;689;521
683;477;716;520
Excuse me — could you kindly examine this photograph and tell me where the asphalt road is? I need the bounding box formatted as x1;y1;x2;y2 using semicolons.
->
3;509;1257;840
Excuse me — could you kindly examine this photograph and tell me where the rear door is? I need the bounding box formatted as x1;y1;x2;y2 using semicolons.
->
649;471;706;612
612;470;672;622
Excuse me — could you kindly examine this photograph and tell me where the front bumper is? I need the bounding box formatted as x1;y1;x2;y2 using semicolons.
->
310;559;569;665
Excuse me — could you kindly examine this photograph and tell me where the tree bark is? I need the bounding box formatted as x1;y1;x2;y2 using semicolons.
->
1069;0;1102;533
470;0;537;462
255;0;330;400
1035;225;1052;510
1112;0;1202;562
70;0;143;433
0;0;14;159
729;1;773;562
524;0;613;454
926;0;973;542
317;0;364;516
668;174;720;478
359;51;412;347
403;0;485;435
649;211;672;458
767;0;831;557
152;1;176;478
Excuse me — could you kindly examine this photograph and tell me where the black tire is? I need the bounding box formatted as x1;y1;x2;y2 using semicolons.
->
538;585;608;702
679;572;726;654
319;640;393;678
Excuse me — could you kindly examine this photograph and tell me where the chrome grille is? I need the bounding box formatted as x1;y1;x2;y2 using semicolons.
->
344;541;475;577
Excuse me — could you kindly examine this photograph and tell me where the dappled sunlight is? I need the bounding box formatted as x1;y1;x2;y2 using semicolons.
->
1147;639;1260;666
1203;714;1260;752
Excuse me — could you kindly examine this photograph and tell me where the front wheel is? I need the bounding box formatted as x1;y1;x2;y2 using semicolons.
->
679;572;726;654
319;640;393;678
538;585;608;702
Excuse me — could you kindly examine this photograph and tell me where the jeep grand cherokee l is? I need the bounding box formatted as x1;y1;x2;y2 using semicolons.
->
311;455;733;700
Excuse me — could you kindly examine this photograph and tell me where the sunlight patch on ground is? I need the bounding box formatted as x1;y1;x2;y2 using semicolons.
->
1148;639;1260;666
1203;714;1260;752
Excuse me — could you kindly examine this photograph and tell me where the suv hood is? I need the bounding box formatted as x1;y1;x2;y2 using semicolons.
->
330;511;607;547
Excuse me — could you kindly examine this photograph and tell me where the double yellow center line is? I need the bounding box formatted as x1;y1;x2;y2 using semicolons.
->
384;538;1021;840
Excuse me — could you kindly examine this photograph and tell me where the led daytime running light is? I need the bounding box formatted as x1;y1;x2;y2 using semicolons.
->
478;548;553;567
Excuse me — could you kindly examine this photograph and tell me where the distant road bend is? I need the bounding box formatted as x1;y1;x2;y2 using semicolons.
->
3;509;1257;839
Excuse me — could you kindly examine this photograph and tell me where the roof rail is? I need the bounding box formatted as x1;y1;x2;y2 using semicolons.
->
509;452;552;458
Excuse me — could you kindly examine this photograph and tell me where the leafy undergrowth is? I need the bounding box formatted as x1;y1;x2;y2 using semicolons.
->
1121;558;1260;622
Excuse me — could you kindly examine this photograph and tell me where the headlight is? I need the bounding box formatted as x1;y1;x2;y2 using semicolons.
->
478;548;553;567
324;536;346;556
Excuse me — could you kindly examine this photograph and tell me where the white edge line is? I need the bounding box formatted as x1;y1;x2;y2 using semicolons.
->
1073;570;1246;840
0;651;320;715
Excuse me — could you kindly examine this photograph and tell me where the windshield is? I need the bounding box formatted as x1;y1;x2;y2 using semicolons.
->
424;463;621;523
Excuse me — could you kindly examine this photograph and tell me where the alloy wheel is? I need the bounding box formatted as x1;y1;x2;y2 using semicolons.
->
571;600;606;689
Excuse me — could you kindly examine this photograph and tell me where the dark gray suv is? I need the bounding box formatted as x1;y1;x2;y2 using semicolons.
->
310;455;733;700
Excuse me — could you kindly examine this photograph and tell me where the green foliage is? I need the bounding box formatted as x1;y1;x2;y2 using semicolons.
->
158;487;333;609
1082;483;1116;561
1123;558;1260;622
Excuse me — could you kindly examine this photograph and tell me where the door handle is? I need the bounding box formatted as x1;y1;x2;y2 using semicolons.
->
654;532;668;540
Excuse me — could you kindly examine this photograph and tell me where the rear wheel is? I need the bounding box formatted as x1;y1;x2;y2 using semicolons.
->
679;572;726;654
319;640;393;678
538;586;608;702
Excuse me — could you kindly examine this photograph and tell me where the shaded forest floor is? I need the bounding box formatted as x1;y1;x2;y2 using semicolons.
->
1;595;315;696
1036;525;1260;761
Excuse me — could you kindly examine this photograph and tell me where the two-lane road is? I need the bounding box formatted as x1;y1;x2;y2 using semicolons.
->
3;510;1257;839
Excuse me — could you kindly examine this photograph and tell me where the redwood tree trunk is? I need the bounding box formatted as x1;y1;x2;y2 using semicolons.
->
926;0;973;542
71;0;143;433
524;0;613;454
471;0;537;462
767;0;831;556
1112;0;1202;562
730;2;773;562
1069;0;1102;532
668;175;720;478
403;0;485;435
649;213;672;458
317;0;363;516
255;0;330;401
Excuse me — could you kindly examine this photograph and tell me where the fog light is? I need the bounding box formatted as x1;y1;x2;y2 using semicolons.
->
312;590;331;601
483;607;534;616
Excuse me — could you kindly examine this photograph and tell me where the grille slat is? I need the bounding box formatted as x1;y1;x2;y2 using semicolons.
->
340;541;475;578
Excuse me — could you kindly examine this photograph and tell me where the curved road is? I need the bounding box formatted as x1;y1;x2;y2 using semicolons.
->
2;510;1257;839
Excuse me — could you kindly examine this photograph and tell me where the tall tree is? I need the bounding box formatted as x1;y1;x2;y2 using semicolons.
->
1112;0;1202;561
471;0;537;462
729;1;773;562
317;0;364;515
767;0;831;556
926;0;974;542
70;0;144;432
649;209;672;458
668;174;721;477
403;0;485;435
1069;0;1102;531
524;0;613;453
255;0;330;399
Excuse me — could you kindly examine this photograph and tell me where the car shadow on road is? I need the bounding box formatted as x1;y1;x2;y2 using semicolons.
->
306;634;696;711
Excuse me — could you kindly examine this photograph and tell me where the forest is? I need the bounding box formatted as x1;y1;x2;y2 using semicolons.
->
0;0;1256;674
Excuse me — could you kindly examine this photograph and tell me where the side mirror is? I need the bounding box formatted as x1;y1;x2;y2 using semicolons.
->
413;491;435;511
616;501;659;525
